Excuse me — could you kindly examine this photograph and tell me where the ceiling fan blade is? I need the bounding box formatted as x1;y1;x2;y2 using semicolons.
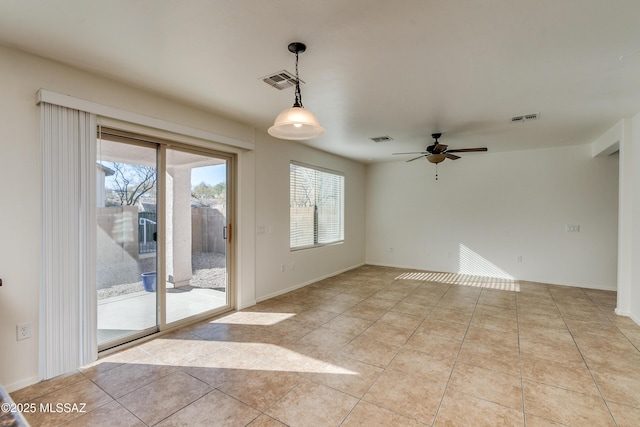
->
445;153;461;160
446;147;488;153
393;151;429;155
434;144;448;153
406;155;426;162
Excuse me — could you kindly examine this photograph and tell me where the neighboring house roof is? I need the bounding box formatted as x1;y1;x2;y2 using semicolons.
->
97;163;115;176
140;202;157;213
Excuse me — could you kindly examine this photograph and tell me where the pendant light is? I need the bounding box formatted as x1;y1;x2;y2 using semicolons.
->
268;42;325;140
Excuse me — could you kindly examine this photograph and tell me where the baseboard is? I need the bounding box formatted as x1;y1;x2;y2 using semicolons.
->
4;375;40;393
256;262;366;303
615;307;629;316
543;282;617;292
236;299;257;311
615;309;640;326
365;261;422;271
365;262;617;291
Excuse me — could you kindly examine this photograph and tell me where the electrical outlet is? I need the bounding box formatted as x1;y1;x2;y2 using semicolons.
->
291;261;295;271
280;264;285;272
17;323;31;341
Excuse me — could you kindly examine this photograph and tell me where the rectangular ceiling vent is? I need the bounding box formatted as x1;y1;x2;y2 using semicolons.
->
511;112;540;123
261;70;304;90
369;135;394;143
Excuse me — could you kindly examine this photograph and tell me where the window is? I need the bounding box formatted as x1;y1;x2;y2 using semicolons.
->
290;162;344;249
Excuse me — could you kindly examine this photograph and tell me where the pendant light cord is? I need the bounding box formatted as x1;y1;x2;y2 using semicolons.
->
294;50;304;108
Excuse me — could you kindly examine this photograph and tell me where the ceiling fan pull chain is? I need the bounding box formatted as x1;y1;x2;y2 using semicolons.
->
435;163;438;180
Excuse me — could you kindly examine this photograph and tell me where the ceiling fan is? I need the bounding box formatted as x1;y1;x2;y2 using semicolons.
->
393;133;488;180
393;133;488;164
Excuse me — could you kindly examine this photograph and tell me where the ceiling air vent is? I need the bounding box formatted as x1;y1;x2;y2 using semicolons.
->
511;112;540;123
261;70;304;90
369;135;394;143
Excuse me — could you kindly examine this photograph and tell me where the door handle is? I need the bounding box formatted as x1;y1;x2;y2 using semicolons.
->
223;224;232;242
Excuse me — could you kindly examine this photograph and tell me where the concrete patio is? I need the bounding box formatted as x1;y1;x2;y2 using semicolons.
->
98;286;227;344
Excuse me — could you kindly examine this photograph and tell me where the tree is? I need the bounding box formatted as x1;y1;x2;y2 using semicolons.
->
290;164;316;207
192;181;226;199
107;163;156;206
212;182;226;198
192;181;214;199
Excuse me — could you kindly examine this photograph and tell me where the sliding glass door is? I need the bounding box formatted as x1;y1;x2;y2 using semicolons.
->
165;148;230;324
96;139;158;346
96;132;232;349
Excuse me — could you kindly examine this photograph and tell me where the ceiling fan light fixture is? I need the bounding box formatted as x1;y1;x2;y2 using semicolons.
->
269;42;325;141
427;154;446;164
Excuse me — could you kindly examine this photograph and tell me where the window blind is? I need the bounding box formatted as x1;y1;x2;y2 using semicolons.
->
41;103;97;379
290;162;344;249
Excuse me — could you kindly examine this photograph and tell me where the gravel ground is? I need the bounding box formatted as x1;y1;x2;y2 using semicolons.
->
97;252;226;300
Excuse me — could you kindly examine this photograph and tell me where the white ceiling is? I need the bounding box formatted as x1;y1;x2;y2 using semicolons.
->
1;0;640;163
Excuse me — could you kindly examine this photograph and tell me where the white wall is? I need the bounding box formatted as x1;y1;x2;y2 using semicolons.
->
366;143;619;290
0;44;366;392
630;113;640;323
254;134;366;301
1;39;626;393
0;45;256;391
614;113;640;323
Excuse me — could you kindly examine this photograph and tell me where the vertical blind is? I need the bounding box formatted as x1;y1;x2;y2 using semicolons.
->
41;103;97;379
290;162;344;249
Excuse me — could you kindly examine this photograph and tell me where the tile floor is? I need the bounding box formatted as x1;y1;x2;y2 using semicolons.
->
11;265;640;426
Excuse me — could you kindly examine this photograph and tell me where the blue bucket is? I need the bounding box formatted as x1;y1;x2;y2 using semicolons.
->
141;272;156;292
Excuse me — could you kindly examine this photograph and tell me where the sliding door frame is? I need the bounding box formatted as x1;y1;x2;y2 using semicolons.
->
96;135;161;352
159;143;236;332
97;128;236;351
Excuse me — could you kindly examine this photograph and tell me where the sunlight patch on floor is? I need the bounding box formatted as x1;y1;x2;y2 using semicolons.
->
395;271;520;291
210;311;296;325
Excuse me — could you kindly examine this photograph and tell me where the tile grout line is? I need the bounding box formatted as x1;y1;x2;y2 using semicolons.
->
516;286;528;426
582;289;640;354
16;267;634;426
258;273;404;425
548;287;620;427
395;279;450;426
430;284;481;426
24;368;145;427
316;284;387;426
337;275;452;425
337;275;444;426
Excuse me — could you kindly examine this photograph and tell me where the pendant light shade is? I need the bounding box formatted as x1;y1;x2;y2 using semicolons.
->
268;42;325;140
268;106;325;140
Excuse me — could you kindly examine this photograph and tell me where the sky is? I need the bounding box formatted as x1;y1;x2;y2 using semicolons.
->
102;162;226;192
191;164;226;188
